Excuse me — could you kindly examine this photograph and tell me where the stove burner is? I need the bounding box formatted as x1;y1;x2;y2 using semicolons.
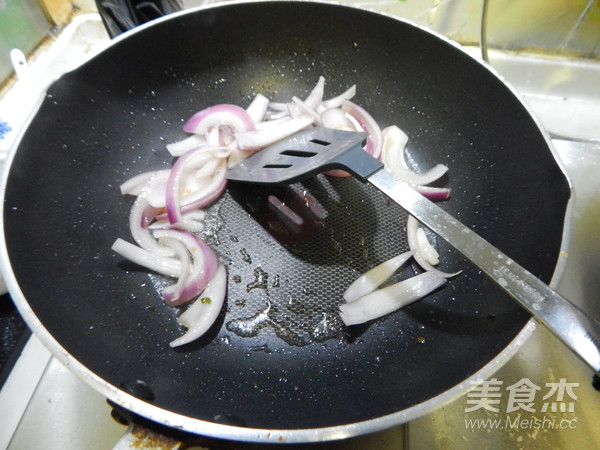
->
0;294;29;389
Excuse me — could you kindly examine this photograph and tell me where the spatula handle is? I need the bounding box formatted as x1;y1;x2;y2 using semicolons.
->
368;168;600;374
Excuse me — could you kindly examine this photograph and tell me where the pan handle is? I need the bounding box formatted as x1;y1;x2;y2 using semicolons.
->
95;0;182;38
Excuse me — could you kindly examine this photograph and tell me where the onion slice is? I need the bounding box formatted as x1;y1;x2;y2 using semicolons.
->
339;272;447;326
155;176;226;223
246;93;270;123
166;134;207;157
319;84;356;111
320;107;357;131
412;185;452;201
381;125;449;186
129;192;173;257
165;154;226;225
303;75;325;110
158;237;191;302
169;264;227;347
343;250;414;302
152;229;218;306
183;104;256;135
151;210;206;233
341;100;383;159
235;115;313;150
407;215;461;278
111;238;181;278
115;76;458;348
120;170;169;196
165;149;214;225
292;97;321;125
144;171;172;208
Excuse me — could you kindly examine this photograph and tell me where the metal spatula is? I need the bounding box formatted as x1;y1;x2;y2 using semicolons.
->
227;127;600;375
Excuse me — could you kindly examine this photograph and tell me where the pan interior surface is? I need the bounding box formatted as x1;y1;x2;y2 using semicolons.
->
2;1;570;438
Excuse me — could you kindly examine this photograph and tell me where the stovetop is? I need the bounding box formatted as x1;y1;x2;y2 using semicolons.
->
0;295;28;387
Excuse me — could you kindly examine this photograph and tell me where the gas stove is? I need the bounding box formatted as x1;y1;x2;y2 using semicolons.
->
1;4;599;449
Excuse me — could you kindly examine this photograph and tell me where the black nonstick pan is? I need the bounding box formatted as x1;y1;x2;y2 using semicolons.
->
0;0;571;443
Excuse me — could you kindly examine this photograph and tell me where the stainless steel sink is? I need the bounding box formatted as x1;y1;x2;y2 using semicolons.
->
408;137;600;449
406;48;600;448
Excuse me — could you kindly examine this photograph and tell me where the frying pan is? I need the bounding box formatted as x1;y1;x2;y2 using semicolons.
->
1;0;571;443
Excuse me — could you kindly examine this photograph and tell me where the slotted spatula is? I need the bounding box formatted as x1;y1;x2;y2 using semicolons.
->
227;127;600;375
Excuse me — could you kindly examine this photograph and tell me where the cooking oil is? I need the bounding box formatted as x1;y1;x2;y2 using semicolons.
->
246;267;269;292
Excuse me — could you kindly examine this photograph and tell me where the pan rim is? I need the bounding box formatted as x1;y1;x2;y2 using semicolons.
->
0;0;574;443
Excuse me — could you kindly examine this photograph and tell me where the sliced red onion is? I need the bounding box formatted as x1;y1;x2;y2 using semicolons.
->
321;108;364;177
169;264;227;347
339;271;447;326
145;152;218;209
116;77;458;347
157;236;191;302
292;96;321;125
150;174;206;210
179;160;226;209
320;107;357;131
150;209;206;233
319;84;356;111
303;75;325;110
111;238;181;277
206;126;221;147
284;101;303;119
178;210;207;232
144;171;171;208
407;215;461;278
254;117;292;130
381;126;449;186
416;227;439;265
166;134;207;157
412;185;452;200
265;110;290;121
183;104;256;135
181;178;227;212
156;176;226;223
341;100;383;160
165;151;224;225
120;170;169;196
246;93;270;123
343;250;414;302
407;215;437;264
194;156;221;178
235;115;313;150
227;148;252;168
152;229;218;306
129;192;174;257
267;101;289;112
381;125;408;164
264;102;290;120
344;111;365;132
